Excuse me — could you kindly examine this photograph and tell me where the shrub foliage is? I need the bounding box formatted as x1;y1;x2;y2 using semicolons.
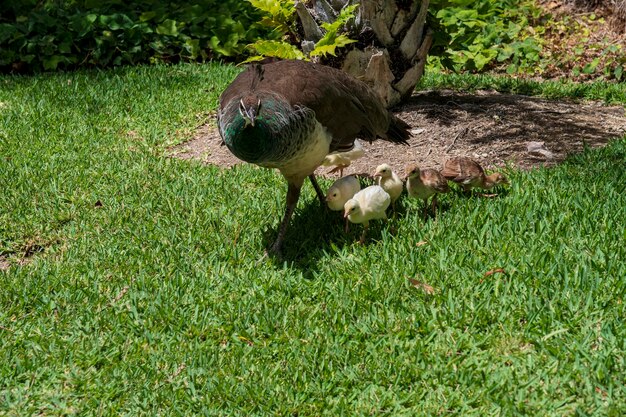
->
0;0;265;72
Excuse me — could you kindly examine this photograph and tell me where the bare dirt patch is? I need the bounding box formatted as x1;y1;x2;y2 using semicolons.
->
171;89;626;178
0;238;58;271
0;255;9;272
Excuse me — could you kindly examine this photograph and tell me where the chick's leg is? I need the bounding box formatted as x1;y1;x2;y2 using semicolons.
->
359;221;369;244
308;174;326;206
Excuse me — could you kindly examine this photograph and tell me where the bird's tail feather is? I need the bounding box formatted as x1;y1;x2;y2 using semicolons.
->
386;115;411;145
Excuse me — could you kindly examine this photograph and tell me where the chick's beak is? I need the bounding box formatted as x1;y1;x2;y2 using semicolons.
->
373;172;381;178
343;210;350;219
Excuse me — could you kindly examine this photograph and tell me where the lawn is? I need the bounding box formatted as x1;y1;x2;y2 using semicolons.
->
1;63;625;416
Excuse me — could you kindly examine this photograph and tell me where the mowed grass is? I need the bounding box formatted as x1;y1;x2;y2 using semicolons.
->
1;64;625;416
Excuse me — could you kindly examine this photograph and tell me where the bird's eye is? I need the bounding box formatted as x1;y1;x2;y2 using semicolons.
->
333;193;337;197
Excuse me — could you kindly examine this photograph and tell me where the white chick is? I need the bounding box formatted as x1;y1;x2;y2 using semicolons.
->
373;163;403;209
326;175;361;211
343;185;391;243
322;140;365;176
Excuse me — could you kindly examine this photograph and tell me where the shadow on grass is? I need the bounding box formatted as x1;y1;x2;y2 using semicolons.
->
261;195;399;273
259;139;626;271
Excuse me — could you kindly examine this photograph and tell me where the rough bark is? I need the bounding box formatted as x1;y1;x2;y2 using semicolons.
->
295;0;432;108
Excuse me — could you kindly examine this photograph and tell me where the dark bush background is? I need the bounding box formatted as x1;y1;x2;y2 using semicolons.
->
0;0;266;73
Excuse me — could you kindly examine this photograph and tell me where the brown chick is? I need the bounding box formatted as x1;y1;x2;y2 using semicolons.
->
442;157;509;194
405;164;450;220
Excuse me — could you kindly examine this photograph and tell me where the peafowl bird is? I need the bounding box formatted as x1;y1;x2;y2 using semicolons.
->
441;157;509;195
405;164;450;220
218;59;410;258
344;185;391;244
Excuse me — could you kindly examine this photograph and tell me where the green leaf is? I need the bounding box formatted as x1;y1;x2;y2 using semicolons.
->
140;11;157;22
42;55;65;70
246;39;305;60
310;34;356;57
0;23;17;43
156;19;179;36
247;0;294;18
184;39;201;59
582;58;600;74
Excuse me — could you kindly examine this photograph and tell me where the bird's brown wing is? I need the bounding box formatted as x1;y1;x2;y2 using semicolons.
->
442;157;484;183
421;169;450;193
220;60;408;152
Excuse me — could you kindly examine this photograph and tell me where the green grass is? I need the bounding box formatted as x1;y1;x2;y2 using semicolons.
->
419;70;626;104
1;65;625;416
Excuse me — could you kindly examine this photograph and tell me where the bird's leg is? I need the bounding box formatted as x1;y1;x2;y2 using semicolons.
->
344;217;350;234
359;222;369;244
267;182;301;258
431;195;438;219
308;174;326;205
327;165;347;176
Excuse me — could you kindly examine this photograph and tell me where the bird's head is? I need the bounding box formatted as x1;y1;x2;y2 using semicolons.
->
374;163;392;179
404;164;420;181
486;172;509;187
239;96;261;128
326;188;339;203
343;199;360;218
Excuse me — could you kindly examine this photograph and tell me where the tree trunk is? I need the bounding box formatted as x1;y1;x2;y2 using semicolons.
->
295;0;432;108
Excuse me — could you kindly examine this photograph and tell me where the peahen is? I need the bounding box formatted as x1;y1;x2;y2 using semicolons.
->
218;59;410;258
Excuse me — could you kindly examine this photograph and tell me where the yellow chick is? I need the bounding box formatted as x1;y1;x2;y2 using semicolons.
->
344;185;391;243
373;163;403;209
326;175;361;211
322;140;365;176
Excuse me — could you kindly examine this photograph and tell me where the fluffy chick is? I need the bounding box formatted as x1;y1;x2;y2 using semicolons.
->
405;164;450;220
326;175;361;233
322;140;365;176
441;157;509;194
344;185;391;243
326;175;361;211
373;163;403;209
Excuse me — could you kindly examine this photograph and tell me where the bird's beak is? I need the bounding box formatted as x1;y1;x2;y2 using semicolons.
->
373;173;381;178
343;210;349;219
324;194;330;202
243;111;256;127
242;106;257;128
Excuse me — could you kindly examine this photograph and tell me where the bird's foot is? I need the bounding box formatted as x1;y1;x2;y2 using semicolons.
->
267;241;284;260
258;245;283;264
478;193;499;198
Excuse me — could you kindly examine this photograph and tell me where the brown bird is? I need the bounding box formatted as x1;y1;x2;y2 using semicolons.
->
218;59;410;258
441;157;509;194
405;165;450;220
